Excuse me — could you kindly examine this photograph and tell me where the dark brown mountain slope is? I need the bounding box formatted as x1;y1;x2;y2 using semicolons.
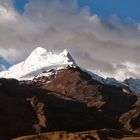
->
0;67;139;140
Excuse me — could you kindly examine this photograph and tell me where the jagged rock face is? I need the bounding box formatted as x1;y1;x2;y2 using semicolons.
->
41;67;136;111
0;68;140;140
39;67;140;132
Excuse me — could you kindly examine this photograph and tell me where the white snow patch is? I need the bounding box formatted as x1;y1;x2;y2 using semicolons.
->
0;47;76;80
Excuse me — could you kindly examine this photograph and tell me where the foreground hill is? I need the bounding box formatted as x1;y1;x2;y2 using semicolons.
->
0;67;140;140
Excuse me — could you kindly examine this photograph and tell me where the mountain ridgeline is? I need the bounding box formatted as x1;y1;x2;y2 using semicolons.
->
0;47;140;94
0;47;140;140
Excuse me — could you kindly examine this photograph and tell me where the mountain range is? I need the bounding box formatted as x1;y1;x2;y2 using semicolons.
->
0;47;140;94
0;47;140;140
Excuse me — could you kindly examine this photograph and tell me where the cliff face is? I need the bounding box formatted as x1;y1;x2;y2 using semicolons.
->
0;67;139;140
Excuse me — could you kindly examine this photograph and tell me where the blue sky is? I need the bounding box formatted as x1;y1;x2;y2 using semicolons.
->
13;0;140;23
77;0;140;23
13;0;29;13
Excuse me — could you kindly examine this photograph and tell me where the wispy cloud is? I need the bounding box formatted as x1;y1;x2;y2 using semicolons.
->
0;0;140;80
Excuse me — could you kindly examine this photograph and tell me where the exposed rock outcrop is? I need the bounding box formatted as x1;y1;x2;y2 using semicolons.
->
13;129;140;140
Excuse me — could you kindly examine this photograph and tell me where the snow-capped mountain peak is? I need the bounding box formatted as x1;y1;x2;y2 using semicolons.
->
0;47;76;80
0;47;140;94
29;47;47;55
24;47;77;68
63;49;68;55
61;49;77;66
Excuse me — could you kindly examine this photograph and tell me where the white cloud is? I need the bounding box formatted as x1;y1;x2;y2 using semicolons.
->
0;0;140;80
92;62;140;81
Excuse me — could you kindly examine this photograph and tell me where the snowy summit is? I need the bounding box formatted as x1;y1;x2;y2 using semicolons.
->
0;47;140;94
0;47;77;80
